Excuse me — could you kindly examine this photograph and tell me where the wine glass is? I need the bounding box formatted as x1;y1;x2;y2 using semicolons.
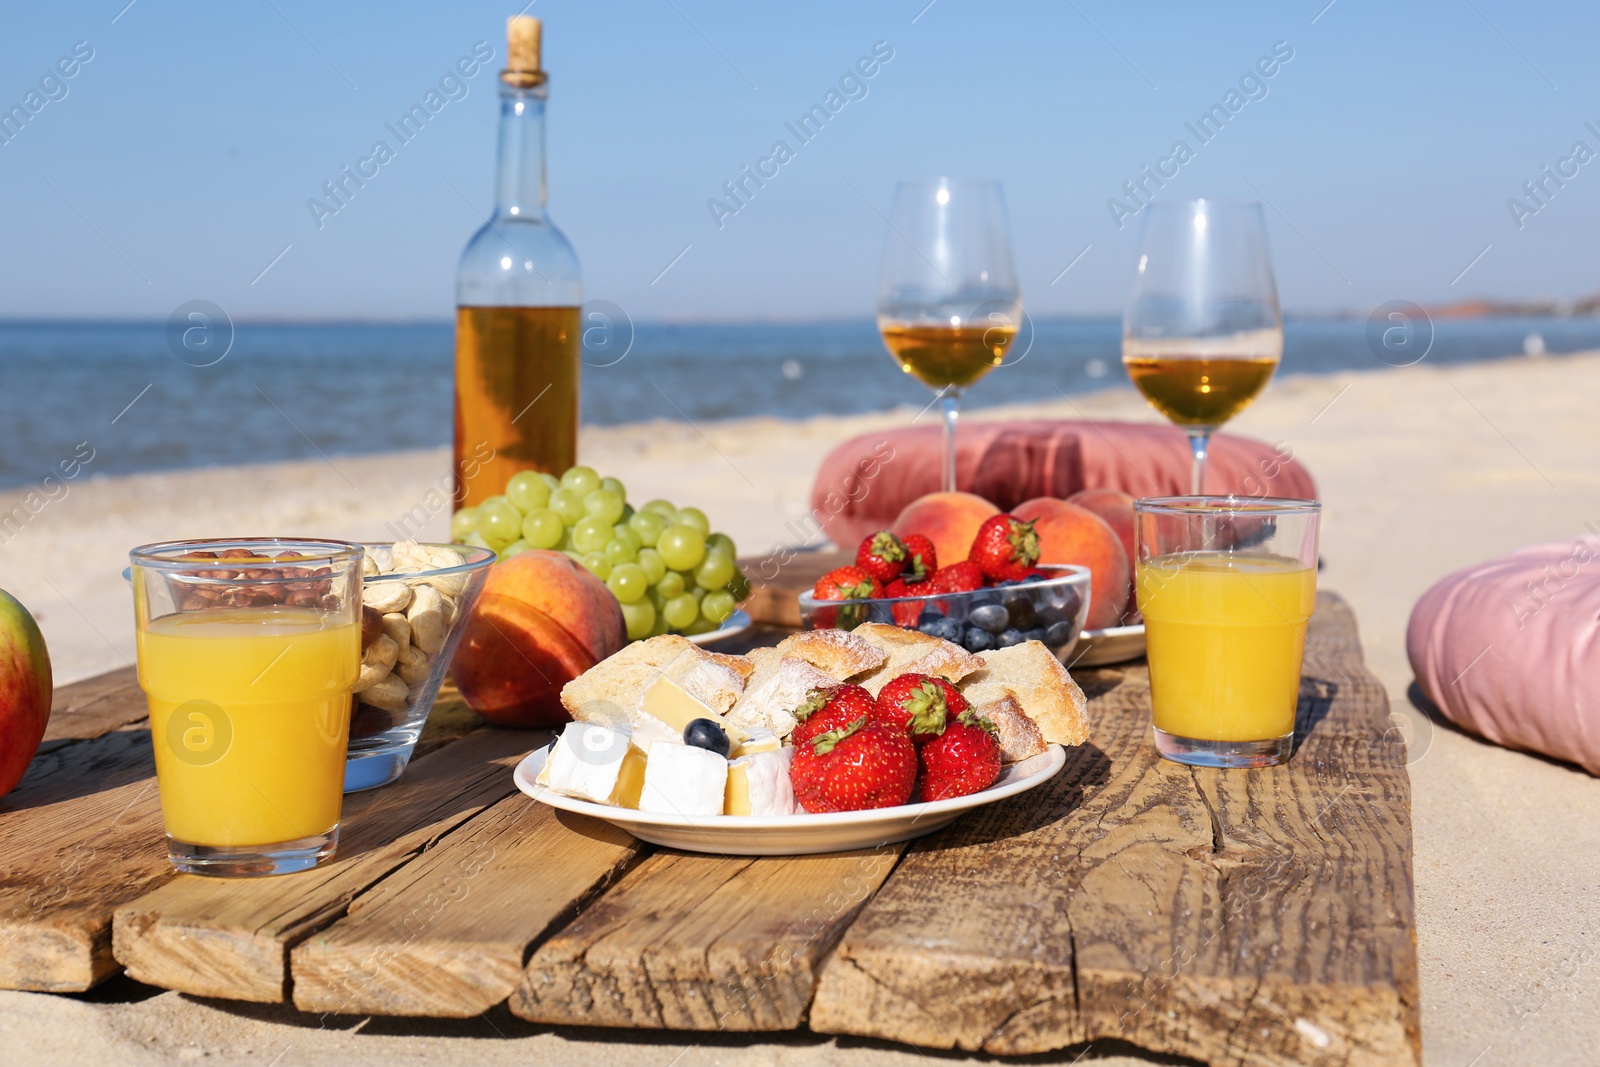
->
877;179;1022;492
1122;199;1282;494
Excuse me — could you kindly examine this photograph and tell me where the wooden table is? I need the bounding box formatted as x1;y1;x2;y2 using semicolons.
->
0;591;1418;1067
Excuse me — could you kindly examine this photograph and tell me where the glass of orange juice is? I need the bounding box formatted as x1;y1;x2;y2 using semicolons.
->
1133;497;1320;768
129;538;363;875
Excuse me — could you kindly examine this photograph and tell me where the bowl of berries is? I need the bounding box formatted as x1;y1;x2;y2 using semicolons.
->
797;519;1093;662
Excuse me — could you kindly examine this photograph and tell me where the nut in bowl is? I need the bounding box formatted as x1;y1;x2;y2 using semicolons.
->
797;564;1093;665
349;541;495;792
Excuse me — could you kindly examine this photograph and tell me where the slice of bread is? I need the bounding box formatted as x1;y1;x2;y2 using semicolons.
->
561;635;744;725
728;654;838;739
850;622;986;696
705;649;756;681
973;693;1048;763
772;629;887;680
960;641;1090;746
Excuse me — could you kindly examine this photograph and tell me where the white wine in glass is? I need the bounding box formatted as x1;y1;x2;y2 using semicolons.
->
1122;200;1282;493
877;179;1022;492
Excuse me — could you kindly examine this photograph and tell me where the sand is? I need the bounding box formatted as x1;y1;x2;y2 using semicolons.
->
3;350;1599;1065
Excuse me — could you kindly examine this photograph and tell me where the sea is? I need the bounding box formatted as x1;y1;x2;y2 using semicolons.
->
0;314;1593;490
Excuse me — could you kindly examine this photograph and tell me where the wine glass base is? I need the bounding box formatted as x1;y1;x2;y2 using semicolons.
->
166;827;339;876
1152;727;1292;768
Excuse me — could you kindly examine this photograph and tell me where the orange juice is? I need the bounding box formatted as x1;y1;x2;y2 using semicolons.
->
136;606;358;847
1136;552;1316;742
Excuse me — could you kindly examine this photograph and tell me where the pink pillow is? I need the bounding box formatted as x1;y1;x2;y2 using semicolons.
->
1407;538;1600;773
810;419;1317;550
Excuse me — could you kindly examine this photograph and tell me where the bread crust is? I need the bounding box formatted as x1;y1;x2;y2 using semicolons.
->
849;623;985;695
973;694;1049;763
959;642;1090;746
771;629;888;680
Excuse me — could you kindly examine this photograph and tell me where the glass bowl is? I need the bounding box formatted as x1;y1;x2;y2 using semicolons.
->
796;564;1093;663
347;541;495;792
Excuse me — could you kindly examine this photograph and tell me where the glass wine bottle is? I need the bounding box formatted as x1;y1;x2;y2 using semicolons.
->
455;16;582;507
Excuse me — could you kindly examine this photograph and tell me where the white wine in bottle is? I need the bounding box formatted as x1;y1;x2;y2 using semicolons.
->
454;16;582;507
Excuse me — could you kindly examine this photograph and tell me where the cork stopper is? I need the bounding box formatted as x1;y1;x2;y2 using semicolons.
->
503;16;546;87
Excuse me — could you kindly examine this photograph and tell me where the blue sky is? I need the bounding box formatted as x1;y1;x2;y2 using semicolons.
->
0;0;1595;321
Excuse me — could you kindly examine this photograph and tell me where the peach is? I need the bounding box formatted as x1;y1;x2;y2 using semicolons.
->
451;551;626;728
1013;498;1130;629
1066;488;1138;570
889;492;999;572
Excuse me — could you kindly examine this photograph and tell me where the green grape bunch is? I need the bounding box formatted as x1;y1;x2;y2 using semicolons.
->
451;465;750;642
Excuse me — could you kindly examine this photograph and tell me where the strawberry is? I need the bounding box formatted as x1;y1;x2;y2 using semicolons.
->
813;566;881;602
790;717;917;812
790;684;879;747
967;514;1040;582
929;560;983;594
914;709;1002;802
881;578;923;626
875;672;969;744
856;531;908;584
900;534;939;583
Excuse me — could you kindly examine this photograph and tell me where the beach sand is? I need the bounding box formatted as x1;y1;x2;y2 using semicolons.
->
3;351;1599;1065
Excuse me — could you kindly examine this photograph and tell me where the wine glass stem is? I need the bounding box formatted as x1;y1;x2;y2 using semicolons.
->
940;390;962;493
1187;429;1210;494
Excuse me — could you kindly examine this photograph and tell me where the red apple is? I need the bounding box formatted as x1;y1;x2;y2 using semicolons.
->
450;552;626;727
0;589;52;799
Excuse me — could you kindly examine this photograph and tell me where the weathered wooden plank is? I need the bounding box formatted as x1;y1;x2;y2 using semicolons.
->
40;665;145;751
290;793;641;1017
111;727;536;1003
512;844;904;1031
0;665;171;993
0;726;168;992
810;593;1420;1067
0;670;494;994
738;551;842;629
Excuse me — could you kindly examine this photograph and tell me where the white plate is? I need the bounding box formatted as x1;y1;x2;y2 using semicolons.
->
512;743;1067;856
1070;623;1146;667
686;609;752;646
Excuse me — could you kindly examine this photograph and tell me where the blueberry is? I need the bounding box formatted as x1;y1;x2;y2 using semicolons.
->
1004;597;1036;629
1023;627;1047;643
1056;585;1081;627
969;603;1009;634
997;627;1026;648
683;718;730;757
927;616;965;643
963;626;998;653
917;609;944;629
1043;620;1076;646
967;591;1000;609
1022;571;1049;584
998;579;1021;588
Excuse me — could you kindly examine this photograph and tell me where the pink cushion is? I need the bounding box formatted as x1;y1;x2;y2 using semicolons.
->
810;419;1318;549
1407;538;1600;773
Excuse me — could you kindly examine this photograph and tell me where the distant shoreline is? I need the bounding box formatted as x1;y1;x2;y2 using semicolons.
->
0;346;1590;497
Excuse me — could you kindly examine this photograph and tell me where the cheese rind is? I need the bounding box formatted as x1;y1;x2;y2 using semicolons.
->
730;727;780;758
639;741;728;817
642;673;748;743
630;710;682;752
724;748;798;816
538;722;639;806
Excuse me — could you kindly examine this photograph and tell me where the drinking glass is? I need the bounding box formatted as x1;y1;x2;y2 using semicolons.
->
877;179;1022;492
1123;200;1282;493
1133;497;1320;768
129;538;363;876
